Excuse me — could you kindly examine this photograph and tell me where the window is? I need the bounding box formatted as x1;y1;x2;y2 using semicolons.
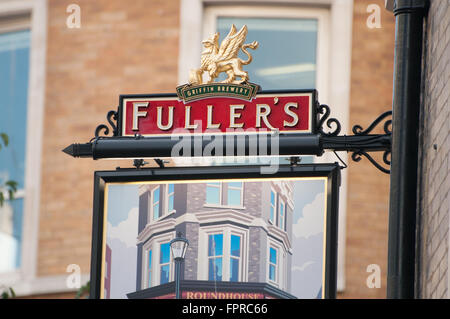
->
151;186;160;220
279;199;285;231
147;250;152;288
270;190;276;224
269;247;277;283
205;182;244;207
0;28;30;274
142;233;174;289
159;242;171;285
227;182;243;207
206;182;221;205
229;234;241;282
208;233;223;281
199;226;247;282
167;184;174;213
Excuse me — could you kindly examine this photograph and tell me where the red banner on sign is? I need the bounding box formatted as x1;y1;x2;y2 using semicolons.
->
120;92;315;136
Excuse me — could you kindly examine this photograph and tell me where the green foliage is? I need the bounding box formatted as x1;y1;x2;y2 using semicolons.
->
0;133;18;207
0;132;8;150
75;281;90;299
1;286;16;299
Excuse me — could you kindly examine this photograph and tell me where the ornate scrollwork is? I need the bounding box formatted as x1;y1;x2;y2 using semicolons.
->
351;150;391;174
352;111;392;135
93;109;119;139
316;103;341;136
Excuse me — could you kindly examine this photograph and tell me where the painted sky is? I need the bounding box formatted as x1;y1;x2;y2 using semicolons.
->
106;184;139;299
290;179;326;299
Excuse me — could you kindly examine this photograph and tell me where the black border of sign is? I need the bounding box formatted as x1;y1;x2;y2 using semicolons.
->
89;163;340;299
117;89;319;137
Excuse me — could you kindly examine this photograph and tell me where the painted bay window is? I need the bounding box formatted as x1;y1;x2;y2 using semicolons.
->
229;234;241;282
159;242;171;284
199;226;247;282
269;247;277;283
147;250;152;288
208;233;223;281
142;233;174;288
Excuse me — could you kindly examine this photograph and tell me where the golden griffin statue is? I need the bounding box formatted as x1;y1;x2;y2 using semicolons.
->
189;24;259;85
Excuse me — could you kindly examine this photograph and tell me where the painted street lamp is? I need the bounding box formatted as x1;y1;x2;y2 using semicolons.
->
170;232;189;299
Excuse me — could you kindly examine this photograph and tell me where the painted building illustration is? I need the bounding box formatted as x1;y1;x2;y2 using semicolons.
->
128;180;295;298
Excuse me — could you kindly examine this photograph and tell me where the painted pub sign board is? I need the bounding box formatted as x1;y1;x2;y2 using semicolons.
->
90;165;340;299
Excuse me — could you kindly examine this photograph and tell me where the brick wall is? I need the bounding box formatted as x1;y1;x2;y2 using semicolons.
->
339;0;395;298
39;0;180;277
418;0;450;299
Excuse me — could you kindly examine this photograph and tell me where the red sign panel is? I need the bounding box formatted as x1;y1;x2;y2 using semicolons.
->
120;91;315;136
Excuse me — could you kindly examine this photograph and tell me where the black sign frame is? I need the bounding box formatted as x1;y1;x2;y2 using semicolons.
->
90;163;340;299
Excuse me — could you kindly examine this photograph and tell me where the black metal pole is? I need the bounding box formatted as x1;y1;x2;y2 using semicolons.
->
387;0;428;299
174;258;182;299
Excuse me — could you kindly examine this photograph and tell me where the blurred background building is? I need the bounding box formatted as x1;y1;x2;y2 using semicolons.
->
0;0;448;298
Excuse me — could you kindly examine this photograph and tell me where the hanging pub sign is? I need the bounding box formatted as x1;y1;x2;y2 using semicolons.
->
63;24;392;175
119;90;315;137
65;23;393;302
90;164;340;299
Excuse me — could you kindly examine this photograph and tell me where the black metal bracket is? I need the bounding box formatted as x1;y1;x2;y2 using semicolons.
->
65;105;392;174
91;109;119;141
317;105;392;174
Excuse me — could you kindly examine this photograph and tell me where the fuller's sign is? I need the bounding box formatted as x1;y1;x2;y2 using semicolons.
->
119;90;316;137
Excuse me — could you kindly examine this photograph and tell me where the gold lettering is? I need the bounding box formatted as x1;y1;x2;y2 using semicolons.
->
132;102;148;131
207;105;221;129
185;105;198;129
157;106;174;130
284;102;299;127
229;104;245;128
256;104;276;130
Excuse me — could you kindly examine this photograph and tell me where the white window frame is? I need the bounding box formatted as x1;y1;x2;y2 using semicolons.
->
142;232;175;289
205;182;222;205
226;181;243;207
278;198;286;231
166;183;175;214
267;238;287;290
158;241;172;285
269;188;276;224
198;225;248;282
0;0;49;296
207;232;224;281
178;0;352;292
229;233;242;282
147;249;152;288
268;246;278;283
204;181;245;209
150;186;160;221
